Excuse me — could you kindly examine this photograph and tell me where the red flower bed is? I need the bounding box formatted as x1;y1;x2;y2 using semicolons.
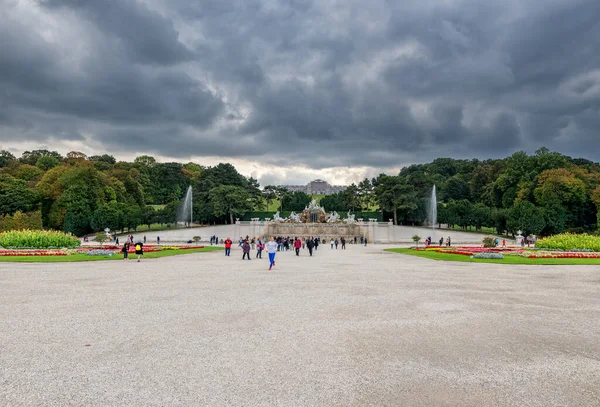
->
0;250;67;256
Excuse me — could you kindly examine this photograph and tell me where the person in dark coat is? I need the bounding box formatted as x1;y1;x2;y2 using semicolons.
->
121;242;129;260
306;237;314;256
135;241;143;262
242;239;251;260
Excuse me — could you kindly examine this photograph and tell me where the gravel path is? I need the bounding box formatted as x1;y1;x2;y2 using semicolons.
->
1;245;599;406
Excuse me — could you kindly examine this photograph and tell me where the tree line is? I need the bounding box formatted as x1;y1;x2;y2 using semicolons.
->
1;148;600;237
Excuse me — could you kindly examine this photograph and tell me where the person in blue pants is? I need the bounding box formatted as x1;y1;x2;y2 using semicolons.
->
265;236;278;270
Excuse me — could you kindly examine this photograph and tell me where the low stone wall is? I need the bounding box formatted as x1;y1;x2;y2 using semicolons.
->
265;223;365;239
131;222;494;244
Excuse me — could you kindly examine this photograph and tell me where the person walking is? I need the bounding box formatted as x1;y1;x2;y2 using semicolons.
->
341;237;346;250
135;241;143;262
306;237;314;256
266;237;278;270
224;237;232;256
330;238;334;249
364;237;368;246
143;236;146;244
256;237;263;259
215;236;219;245
314;238;319;251
334;238;339;249
294;237;302;256
251;238;255;251
157;236;160;245
242;239;251;260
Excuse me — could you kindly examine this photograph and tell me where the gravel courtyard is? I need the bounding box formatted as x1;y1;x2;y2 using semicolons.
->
1;245;599;406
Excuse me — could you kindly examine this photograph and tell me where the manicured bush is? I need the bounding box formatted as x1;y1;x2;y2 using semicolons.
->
474;252;504;259
537;233;600;252
482;237;497;248
0;230;80;249
86;250;115;256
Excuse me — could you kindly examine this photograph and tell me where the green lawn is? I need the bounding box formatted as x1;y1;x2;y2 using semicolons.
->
386;248;600;265
0;246;222;263
439;225;503;235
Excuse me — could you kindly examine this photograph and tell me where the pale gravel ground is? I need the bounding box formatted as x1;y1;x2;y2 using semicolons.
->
1;245;599;407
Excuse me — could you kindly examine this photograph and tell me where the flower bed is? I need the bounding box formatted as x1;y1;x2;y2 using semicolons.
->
0;249;68;256
414;244;600;260
0;245;206;257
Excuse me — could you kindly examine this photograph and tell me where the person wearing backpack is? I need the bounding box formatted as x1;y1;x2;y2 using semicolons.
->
135;241;143;262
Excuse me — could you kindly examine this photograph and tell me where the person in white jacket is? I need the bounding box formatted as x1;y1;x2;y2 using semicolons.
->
265;236;278;270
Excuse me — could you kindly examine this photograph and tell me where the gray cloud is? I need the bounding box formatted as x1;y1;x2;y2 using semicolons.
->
2;0;600;177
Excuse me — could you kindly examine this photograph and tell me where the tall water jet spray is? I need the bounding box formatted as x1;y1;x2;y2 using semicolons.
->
428;185;437;237
178;186;193;226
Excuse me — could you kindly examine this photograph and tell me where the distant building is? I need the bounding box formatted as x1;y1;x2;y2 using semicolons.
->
280;179;346;195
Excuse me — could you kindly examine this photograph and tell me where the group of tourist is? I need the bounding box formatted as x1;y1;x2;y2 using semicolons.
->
424;237;453;247
222;234;368;270
120;239;144;262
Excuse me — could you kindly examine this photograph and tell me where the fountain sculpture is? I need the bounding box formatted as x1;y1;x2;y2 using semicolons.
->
265;199;364;240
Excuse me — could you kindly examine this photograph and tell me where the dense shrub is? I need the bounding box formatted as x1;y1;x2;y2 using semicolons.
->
0;230;80;249
536;233;600;252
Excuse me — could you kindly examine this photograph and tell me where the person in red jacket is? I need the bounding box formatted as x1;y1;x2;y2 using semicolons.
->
294;237;302;256
224;237;232;256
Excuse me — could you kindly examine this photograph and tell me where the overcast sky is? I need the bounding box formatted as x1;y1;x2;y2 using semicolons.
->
2;0;600;185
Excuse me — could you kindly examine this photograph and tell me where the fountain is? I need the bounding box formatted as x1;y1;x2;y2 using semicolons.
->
265;199;364;239
178;185;193;226
427;185;437;238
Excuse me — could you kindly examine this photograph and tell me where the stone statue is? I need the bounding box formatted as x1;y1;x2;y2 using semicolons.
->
327;211;340;223
344;212;356;224
273;211;284;222
288;212;301;223
307;199;321;211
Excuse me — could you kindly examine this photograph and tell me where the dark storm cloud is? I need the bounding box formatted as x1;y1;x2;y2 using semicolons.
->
2;0;600;171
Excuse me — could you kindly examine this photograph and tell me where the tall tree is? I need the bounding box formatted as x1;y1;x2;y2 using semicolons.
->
373;175;417;225
506;201;546;236
209;185;251;224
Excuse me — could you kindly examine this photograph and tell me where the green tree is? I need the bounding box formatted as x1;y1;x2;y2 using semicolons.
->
209;185;251;224
506;201;546;236
443;176;471;201
36;156;61;171
283;191;311;211
342;184;361;212
357;178;375;210
0;174;38;215
319;192;346;211
373;175;417;225
0;150;16;168
19;149;62;166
